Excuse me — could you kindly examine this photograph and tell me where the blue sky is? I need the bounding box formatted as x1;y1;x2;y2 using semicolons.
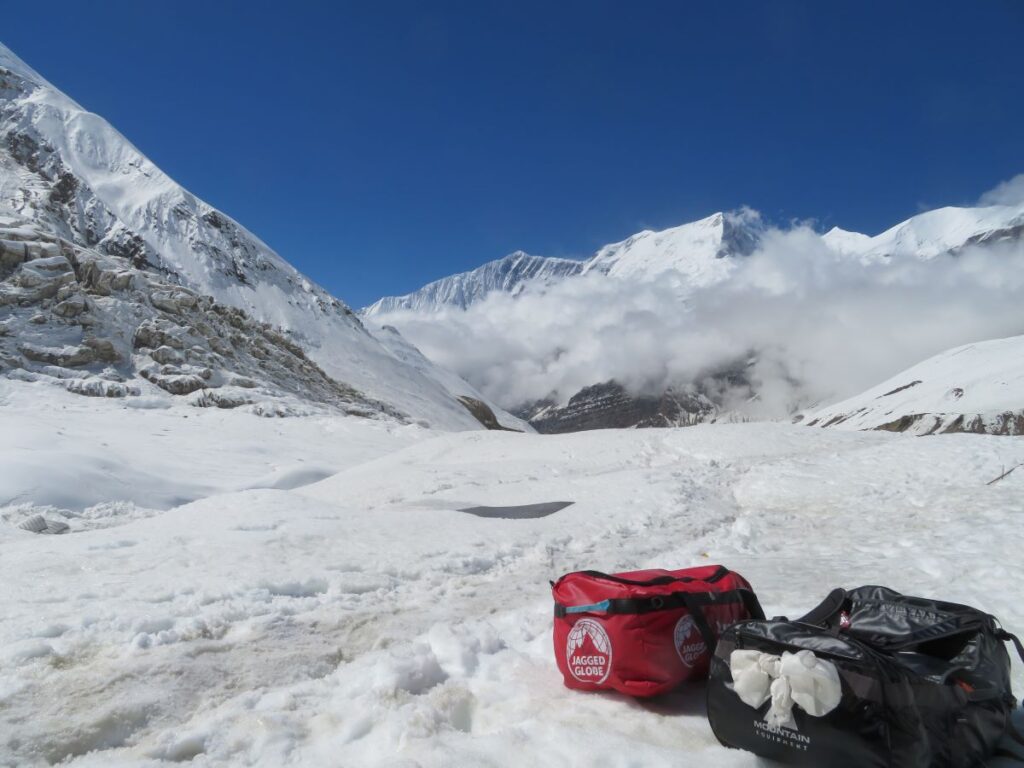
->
4;1;1023;307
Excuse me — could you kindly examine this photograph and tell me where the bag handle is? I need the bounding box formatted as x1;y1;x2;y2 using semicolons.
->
997;628;1024;664
681;589;767;655
796;588;848;627
574;565;731;587
797;589;993;651
554;587;765;621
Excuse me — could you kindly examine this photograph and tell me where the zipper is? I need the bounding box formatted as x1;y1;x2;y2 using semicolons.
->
733;628;879;668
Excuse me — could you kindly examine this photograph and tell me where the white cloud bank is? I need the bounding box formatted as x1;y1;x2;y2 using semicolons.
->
374;222;1024;419
979;173;1024;206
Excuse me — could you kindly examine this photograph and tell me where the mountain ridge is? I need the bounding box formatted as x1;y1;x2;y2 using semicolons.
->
363;250;583;315
363;195;1024;434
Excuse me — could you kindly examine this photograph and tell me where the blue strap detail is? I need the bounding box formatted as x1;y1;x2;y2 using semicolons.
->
565;600;611;614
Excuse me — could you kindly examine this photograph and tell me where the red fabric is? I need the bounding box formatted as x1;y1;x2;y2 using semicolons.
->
552;565;757;697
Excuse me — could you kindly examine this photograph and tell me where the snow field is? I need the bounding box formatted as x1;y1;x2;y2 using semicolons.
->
1;381;1023;766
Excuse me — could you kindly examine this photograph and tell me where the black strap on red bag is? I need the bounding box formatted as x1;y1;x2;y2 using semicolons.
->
553;584;764;654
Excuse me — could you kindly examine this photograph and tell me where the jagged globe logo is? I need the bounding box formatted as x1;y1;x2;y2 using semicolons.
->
674;614;706;667
566;618;613;684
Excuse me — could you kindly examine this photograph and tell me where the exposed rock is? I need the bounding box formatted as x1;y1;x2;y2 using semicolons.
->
140;370;207;395
52;294;87;317
0;238;28;272
82;338;121;364
191;388;254;409
521;381;716;434
77;260;134;294
457;396;521;431
133;321;185;350
149;345;183;365
150;289;198;314
66;378;137;398
20;343;96;367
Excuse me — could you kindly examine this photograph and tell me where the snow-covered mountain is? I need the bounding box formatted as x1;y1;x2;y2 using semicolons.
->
0;41;523;430
366;195;1024;433
580;209;763;281
370;203;1024;319
823;204;1024;262
363;251;583;315
363;210;764;315
802;335;1024;435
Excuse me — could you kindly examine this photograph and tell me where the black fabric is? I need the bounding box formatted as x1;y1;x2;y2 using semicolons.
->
1008;720;1024;749
998;630;1024;665
553;587;764;618
991;749;1024;764
683;594;719;655
707;585;1021;768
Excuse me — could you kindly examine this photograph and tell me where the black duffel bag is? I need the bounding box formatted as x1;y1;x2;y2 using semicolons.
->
707;585;1024;767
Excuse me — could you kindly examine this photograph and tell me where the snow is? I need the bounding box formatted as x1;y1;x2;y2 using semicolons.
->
805;334;1024;434
820;225;872;256
2;376;1021;766
0;378;428;513
581;210;761;285
851;203;1024;262
362;252;584;315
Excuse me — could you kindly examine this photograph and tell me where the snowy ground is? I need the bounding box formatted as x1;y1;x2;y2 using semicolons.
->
2;379;1023;767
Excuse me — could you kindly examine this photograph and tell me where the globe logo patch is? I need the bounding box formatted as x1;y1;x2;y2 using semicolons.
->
674;614;707;667
566;618;612;684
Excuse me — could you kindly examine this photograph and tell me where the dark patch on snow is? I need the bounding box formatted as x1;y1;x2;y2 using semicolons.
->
18;515;70;534
878;380;922;398
458;501;574;519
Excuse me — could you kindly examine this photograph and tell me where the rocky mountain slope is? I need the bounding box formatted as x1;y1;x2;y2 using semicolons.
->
520;381;717;433
801;335;1024;436
0;210;403;417
0;41;523;430
363;210;764;316
363;251;582;314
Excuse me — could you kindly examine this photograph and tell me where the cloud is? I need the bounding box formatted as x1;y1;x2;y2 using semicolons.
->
979;173;1024;206
373;223;1024;418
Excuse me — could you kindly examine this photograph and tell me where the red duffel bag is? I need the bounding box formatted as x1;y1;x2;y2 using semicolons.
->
552;564;763;697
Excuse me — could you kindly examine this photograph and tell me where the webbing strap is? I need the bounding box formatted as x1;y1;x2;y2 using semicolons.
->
683;592;719;655
574;566;730;586
554;588;765;619
997;629;1024;664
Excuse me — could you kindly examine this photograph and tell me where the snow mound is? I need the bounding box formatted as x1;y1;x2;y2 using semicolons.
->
803;335;1024;435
